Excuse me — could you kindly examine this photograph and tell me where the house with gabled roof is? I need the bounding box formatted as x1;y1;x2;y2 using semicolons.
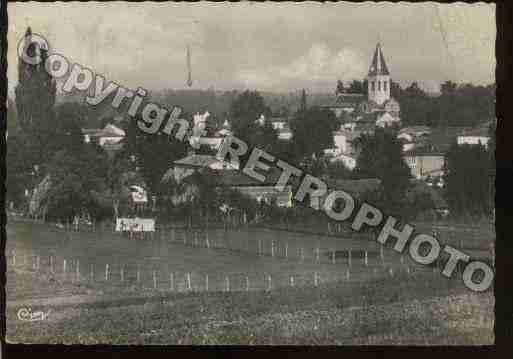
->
82;123;125;147
457;121;493;149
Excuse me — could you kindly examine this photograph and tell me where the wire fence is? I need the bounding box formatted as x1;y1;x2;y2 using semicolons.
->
7;219;489;294
7;246;454;294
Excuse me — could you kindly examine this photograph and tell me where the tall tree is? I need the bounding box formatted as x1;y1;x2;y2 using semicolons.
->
440;80;458;96
300;89;308;113
15;27;56;133
353;129;412;215
335;80;345;95
444;143;492;218
347;79;368;94
124;114;189;198
229;90;277;153
290;106;337;162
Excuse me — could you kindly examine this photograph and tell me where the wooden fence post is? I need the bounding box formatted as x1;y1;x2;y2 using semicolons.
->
332;250;336;265
380;246;384;266
348;250;352;268
285;243;288;259
364;251;368;266
49;255;53;273
76;259;80;282
187;272;192;291
170;273;175;291
225;276;230;292
63;259;67;277
267;274;272;291
120;265;124;282
105;263;109;281
205;274;209;291
346;269;350;281
314;272;318;287
12;250;16;266
316;247;320;263
290;275;295;287
246;276;250;291
271;240;275;257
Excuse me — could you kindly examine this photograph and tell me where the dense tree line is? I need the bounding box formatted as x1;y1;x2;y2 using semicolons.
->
352;129;412;217
443;123;495;219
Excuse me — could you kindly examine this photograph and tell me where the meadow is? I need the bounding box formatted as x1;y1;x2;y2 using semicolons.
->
5;219;494;344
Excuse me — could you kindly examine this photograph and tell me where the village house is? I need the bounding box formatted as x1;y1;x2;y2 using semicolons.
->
403;148;446;180
457;121;492;149
170;154;240;183
128;185;149;212
324;93;365;118
82;123;125;147
214;169;294;207
196;136;225;151
269;117;288;130
215;120;233;137
162;160;294;207
333;154;358;170
397;126;431;152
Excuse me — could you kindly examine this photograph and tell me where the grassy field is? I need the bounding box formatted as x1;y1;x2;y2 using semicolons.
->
6;269;493;345
6;220;439;296
5;220;494;344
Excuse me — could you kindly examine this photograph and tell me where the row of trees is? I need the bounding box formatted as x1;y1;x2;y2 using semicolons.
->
334;78;494;128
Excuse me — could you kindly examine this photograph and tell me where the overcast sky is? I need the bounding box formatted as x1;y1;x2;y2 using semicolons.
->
7;2;495;97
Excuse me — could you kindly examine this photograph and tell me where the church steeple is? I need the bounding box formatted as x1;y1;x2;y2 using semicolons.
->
368;43;389;76
367;42;391;105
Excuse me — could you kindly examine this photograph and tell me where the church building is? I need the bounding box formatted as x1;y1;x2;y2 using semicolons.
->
359;42;401;127
323;42;402;166
324;42;401;129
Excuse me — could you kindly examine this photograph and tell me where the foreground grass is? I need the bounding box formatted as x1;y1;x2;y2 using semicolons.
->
7;270;493;345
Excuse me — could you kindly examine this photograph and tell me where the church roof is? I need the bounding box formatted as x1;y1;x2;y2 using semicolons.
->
335;93;366;106
368;43;390;76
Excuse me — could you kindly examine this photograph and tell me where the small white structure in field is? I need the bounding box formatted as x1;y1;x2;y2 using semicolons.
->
116;217;155;232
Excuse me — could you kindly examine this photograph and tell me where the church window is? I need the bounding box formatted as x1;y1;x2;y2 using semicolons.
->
378;81;381;91
384;81;388;91
371;81;375;92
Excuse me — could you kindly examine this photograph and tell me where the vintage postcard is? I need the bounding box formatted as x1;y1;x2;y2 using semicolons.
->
4;1;495;345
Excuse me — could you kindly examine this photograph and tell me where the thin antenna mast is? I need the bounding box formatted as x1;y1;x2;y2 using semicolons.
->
186;45;193;87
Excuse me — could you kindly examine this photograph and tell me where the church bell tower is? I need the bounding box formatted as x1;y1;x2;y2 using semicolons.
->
367;43;391;105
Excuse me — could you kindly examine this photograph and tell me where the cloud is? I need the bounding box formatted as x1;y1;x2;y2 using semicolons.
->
237;43;367;91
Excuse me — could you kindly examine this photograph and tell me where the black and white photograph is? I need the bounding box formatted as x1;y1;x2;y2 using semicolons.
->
2;1;496;345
